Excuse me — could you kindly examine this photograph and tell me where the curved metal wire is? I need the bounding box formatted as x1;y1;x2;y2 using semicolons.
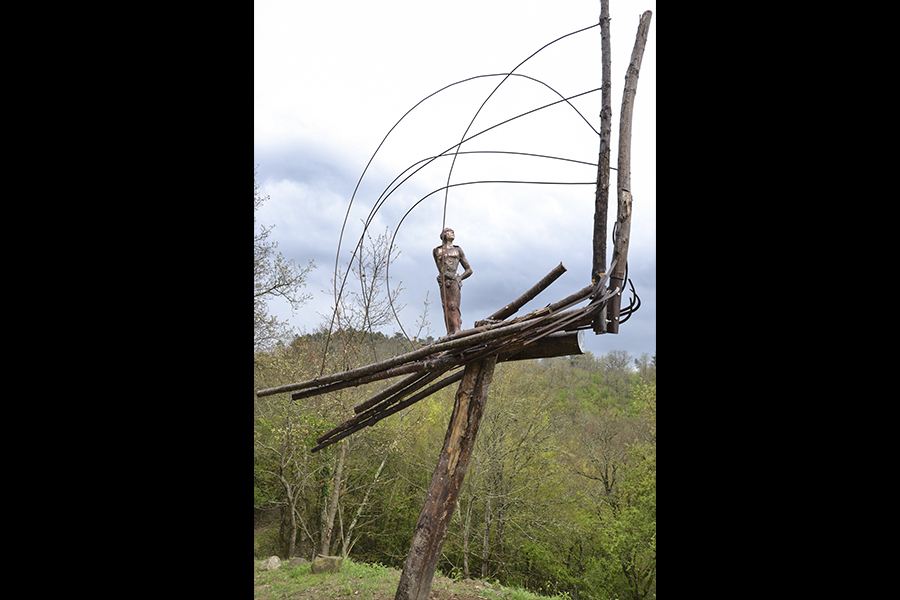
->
441;22;602;230
379;87;603;343
362;150;597;236
385;180;596;343
618;277;641;324
320;24;605;369
328;85;603;362
321;79;600;374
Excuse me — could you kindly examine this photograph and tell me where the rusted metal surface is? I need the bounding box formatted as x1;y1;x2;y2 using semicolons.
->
434;228;472;335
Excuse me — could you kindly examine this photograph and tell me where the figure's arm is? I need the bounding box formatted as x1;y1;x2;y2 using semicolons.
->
457;248;473;281
434;248;442;283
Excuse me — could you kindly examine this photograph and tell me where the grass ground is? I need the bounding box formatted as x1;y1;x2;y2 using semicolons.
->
253;557;565;600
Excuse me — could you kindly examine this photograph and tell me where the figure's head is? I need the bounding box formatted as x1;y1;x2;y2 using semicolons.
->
440;228;455;242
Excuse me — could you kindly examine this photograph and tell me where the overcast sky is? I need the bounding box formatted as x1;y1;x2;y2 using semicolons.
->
254;0;656;362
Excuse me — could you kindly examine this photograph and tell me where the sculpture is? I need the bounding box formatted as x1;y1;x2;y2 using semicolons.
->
433;227;472;335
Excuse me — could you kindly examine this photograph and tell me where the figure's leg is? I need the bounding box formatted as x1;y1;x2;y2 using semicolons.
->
439;279;454;334
446;281;462;334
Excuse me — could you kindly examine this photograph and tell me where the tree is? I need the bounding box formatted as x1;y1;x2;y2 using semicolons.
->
634;353;655;385
310;224;411;558
254;167;315;352
254;399;321;557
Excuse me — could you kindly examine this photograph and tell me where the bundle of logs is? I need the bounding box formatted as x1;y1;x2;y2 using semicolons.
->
256;260;631;453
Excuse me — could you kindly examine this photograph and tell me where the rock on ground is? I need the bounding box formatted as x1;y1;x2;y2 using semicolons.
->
258;556;282;571
311;554;342;574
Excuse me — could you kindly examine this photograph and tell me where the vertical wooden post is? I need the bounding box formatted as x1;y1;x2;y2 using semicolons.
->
394;354;498;600
591;0;612;287
591;0;613;334
607;10;652;334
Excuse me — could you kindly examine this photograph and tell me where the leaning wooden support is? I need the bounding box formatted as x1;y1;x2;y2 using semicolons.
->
311;369;466;453
353;371;435;414
315;370;446;445
486;262;567;321
394;355;498;600
290;353;459;401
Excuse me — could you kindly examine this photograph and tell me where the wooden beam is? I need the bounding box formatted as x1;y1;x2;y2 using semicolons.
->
497;330;584;362
394;355;498;600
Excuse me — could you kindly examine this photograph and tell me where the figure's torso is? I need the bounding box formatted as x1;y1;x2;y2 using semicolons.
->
434;245;461;276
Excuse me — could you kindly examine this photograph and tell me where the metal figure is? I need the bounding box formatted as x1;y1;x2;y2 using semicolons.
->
433;228;472;335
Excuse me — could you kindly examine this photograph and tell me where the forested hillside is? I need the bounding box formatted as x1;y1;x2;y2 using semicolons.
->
254;331;655;600
254;175;655;600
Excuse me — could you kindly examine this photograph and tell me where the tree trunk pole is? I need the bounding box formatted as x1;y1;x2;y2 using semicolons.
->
591;0;613;334
607;10;651;334
592;0;612;287
394;355;498;600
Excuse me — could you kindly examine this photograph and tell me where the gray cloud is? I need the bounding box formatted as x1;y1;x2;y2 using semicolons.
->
255;0;656;362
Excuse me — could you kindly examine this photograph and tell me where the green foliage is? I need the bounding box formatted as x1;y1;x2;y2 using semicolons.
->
255;342;656;599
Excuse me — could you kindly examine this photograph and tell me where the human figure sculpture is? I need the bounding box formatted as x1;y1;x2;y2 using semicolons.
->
433;227;472;335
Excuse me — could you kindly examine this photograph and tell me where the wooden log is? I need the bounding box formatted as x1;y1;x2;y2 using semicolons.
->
258;296;595;400
607;11;651;334
315;371;446;445
497;330;584;362
486;262;567;321
394;355;498;600
259;268;587;399
353;371;434;414
257;342;442;398
312;304;599;453
291;353;460;401
545;283;595;314
592;0;613;286
314;329;565;451
310;369;466;453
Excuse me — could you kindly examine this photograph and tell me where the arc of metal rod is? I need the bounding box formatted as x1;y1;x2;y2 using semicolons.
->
322;24;602;373
382;87;602;341
441;22;601;231
366;85;601;257
328;86;602;370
